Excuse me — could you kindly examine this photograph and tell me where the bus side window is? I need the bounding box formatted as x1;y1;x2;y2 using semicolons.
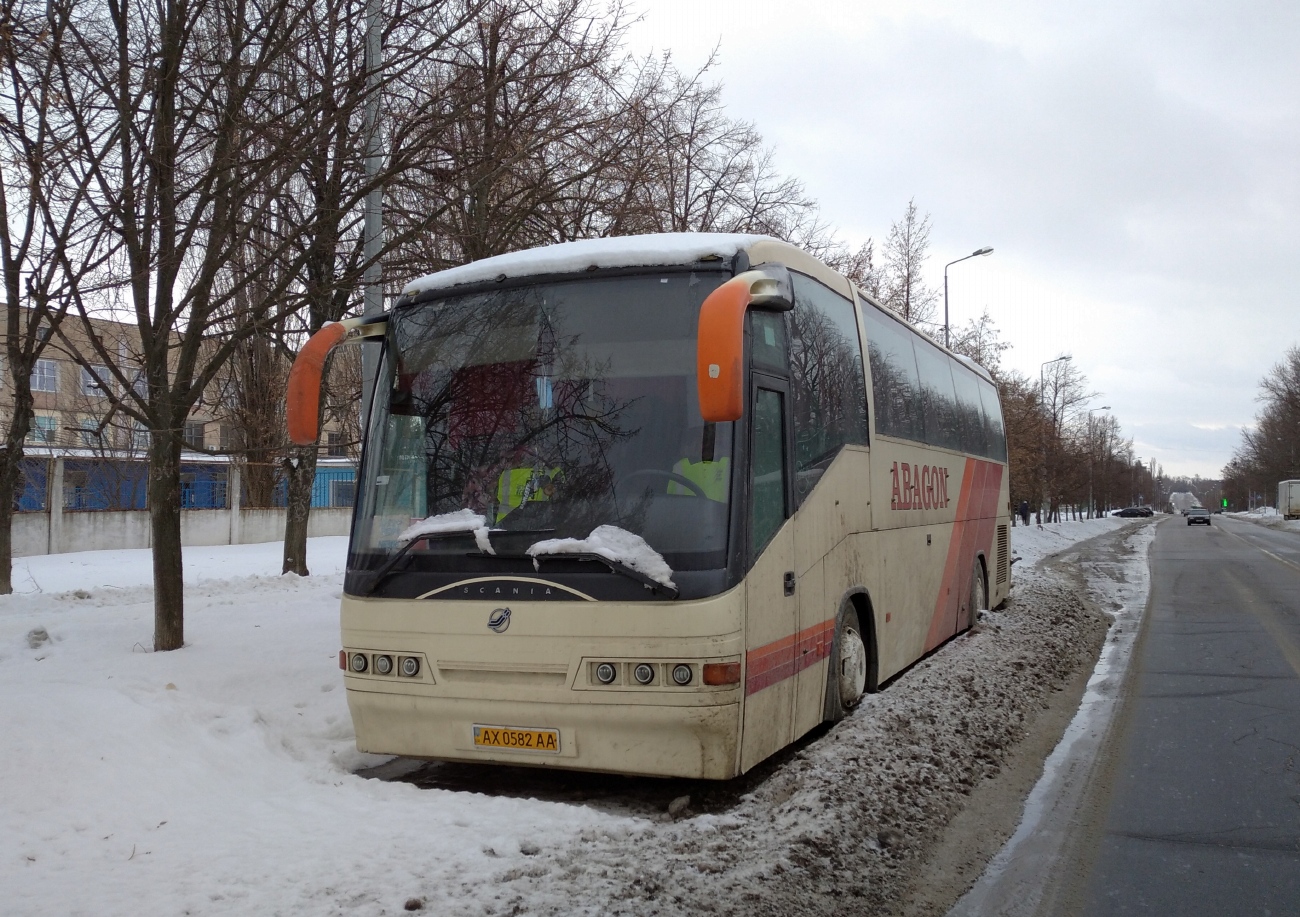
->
751;388;787;555
860;306;924;442
786;274;869;506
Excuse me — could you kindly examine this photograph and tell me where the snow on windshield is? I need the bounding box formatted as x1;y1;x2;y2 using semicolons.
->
526;525;676;590
398;509;495;555
401;233;772;296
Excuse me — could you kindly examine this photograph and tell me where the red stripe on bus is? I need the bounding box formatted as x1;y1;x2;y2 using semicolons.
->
924;459;1003;651
745;618;836;696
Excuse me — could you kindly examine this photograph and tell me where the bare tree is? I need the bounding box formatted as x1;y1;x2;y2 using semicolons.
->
1039;356;1094;521
880;198;938;326
0;0;116;593
49;0;388;650
272;0;485;575
1223;345;1300;504
949;309;1011;376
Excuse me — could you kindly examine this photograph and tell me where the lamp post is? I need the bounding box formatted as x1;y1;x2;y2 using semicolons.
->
1037;355;1071;523
360;0;385;424
1087;406;1110;518
943;247;993;348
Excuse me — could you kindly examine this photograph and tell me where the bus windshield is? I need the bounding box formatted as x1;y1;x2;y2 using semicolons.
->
350;271;735;591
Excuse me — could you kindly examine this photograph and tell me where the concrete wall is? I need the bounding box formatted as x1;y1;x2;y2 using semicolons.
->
12;507;352;557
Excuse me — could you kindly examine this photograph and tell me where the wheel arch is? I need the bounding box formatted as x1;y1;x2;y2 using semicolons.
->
839;587;880;692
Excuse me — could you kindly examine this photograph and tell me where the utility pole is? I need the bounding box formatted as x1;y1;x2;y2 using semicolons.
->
361;0;384;421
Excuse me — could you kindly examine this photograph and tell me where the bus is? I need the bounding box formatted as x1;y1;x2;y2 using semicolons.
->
286;233;1011;780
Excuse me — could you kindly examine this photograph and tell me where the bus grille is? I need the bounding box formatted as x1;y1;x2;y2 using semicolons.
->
996;524;1010;585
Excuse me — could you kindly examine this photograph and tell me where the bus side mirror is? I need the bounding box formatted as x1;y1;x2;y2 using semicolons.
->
286;317;386;445
696;267;792;423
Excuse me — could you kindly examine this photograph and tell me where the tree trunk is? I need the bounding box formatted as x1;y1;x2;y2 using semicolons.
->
0;449;22;596
282;444;319;575
149;430;186;651
0;385;35;595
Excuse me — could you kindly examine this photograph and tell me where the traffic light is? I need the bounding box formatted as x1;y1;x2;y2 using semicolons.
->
1222;498;1228;508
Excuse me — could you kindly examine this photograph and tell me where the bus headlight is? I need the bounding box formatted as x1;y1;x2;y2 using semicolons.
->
595;663;617;685
350;653;368;673
633;663;655;685
400;656;420;677
374;654;393;675
672;664;693;686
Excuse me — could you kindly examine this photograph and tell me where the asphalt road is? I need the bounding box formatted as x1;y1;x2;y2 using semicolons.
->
1075;514;1300;915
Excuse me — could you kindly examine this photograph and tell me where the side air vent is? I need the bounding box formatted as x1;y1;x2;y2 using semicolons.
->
996;524;1010;585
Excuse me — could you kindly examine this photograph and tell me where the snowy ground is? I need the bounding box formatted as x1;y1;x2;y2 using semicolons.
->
1;518;1143;917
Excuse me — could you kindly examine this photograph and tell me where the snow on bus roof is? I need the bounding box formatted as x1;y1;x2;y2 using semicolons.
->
400;233;776;297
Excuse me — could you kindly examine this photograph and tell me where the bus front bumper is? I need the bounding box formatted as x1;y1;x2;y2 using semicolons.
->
346;688;741;780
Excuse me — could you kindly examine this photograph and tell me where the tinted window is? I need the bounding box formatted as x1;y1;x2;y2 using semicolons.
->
913;338;961;451
860;304;923;441
978;380;1008;461
751;388;787;555
750;311;788;372
786;275;869;505
950;362;989;456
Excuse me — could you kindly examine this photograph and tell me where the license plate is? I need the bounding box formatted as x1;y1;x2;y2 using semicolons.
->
472;724;560;753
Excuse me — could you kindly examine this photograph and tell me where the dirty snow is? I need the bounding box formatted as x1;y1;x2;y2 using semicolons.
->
0;517;1143;916
526;524;676;590
399;509;495;555
400;233;772;296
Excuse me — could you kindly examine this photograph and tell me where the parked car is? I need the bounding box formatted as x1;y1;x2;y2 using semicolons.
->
1187;507;1212;526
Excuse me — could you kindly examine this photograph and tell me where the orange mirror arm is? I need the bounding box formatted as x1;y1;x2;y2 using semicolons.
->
286;323;352;446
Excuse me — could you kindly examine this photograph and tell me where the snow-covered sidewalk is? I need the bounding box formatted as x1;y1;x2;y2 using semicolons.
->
1;519;1141;916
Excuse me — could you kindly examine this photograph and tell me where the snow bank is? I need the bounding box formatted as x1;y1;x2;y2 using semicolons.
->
398;509;494;555
400;233;773;296
526;525;676;590
1232;506;1300;534
1008;515;1135;570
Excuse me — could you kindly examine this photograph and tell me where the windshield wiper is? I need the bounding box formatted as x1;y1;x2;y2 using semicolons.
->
531;552;679;600
361;528;559;595
361;530;485;595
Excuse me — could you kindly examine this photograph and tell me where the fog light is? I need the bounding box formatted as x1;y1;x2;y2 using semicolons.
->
374;654;393;675
633;663;655;685
400;656;420;677
595;663;617;684
350;653;368;673
672;664;693;686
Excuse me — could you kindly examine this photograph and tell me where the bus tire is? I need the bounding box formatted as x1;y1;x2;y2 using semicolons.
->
968;558;987;631
823;606;868;723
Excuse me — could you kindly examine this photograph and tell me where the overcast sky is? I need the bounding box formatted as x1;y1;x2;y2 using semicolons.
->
628;0;1299;479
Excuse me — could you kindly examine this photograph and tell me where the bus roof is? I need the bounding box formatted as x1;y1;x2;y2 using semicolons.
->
399;233;779;298
395;233;994;384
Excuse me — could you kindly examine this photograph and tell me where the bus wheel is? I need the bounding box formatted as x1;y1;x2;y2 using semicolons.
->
825;607;868;722
968;559;987;631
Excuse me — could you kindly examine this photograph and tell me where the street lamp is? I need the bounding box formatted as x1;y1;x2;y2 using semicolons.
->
943;247;993;348
1087;406;1110;519
1037;355;1071;524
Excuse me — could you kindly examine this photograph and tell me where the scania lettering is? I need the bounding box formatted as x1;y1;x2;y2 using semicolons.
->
287;233;1012;779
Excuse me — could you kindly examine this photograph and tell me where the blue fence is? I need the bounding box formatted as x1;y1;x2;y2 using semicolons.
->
15;458;355;512
17;459;48;512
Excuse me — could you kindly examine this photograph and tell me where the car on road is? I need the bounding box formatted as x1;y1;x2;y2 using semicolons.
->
1187;507;1212;525
1114;506;1152;517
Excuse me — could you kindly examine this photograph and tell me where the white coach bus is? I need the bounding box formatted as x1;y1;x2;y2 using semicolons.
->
287;233;1011;780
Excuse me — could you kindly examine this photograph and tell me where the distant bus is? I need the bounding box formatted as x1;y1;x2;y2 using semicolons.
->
287;234;1011;779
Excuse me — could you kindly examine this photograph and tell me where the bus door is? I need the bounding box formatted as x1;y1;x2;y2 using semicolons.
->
740;375;798;772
